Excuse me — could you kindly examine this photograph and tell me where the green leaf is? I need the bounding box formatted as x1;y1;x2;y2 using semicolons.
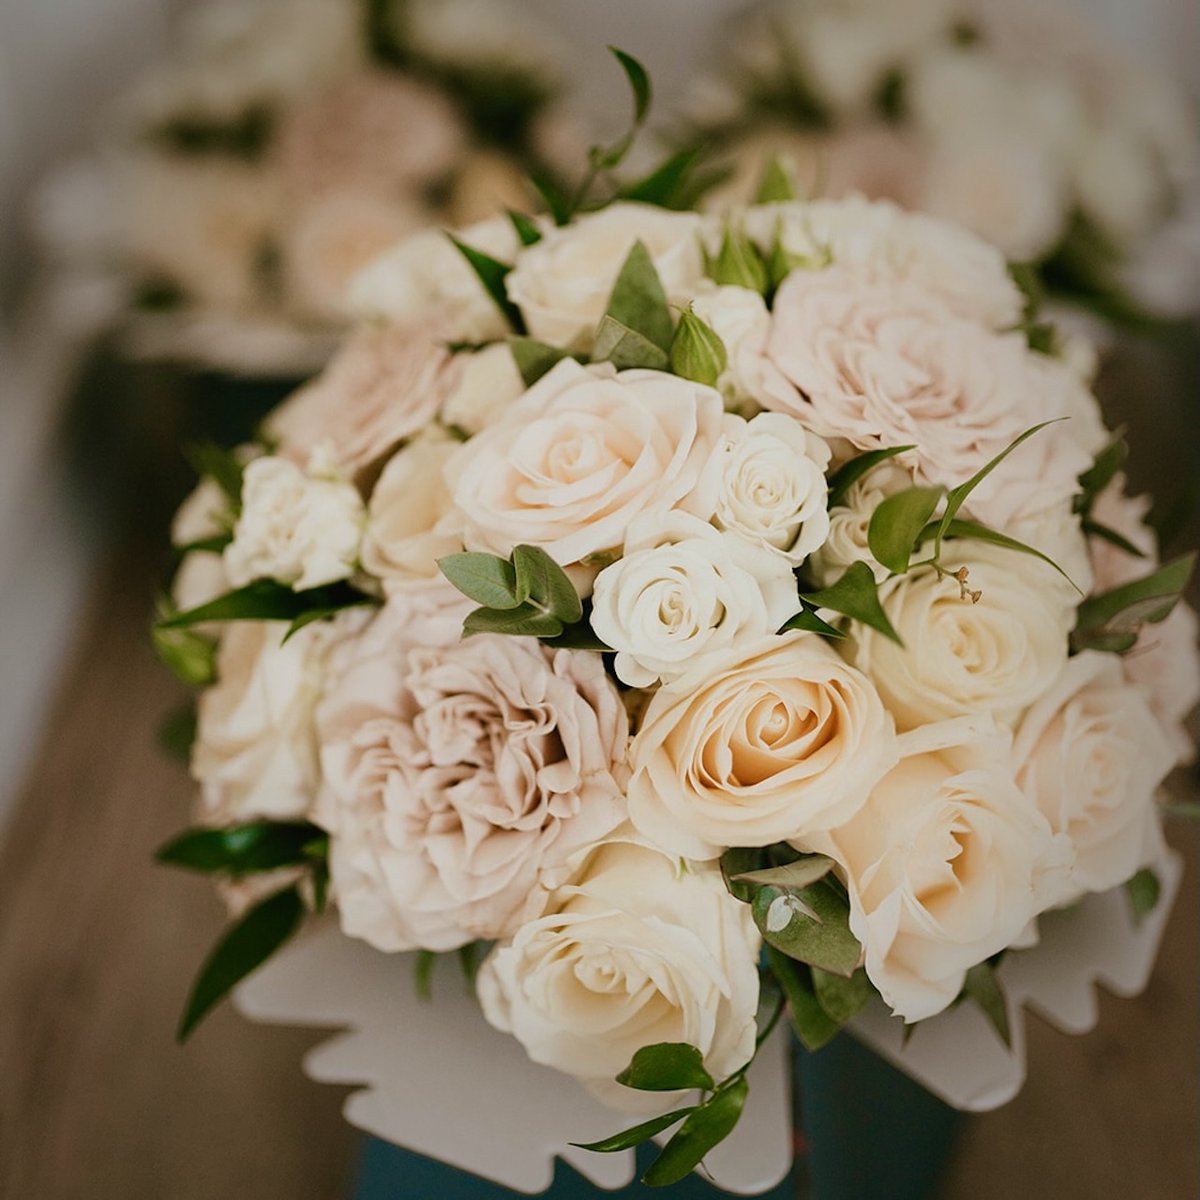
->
512;543;583;623
438;552;521;609
184;441;244;513
571;1108;696;1154
462;603;564;638
706;225;769;294
767;948;840;1052
779;605;847;640
754;154;797;204
811;967;874;1025
641;1077;749;1187
528;170;572;226
1126;867;1162;925
509;337;569;387
617;1043;715;1093
152;623;217;688
1081;518;1149;560
541;622;612;651
922;518;1083;594
961;962;1011;1049
1073;553;1196;651
731;855;835;891
620;145;707;209
157;705;197;762
935;421;1063;548
610;47;651;128
157;579;376;629
669;307;728;386
457;940;490;990
720;847;765;904
177;886;305;1041
800;562;902;646
867;487;944;575
593;317;671;370
448;235;525;333
600;240;674;352
1076;431;1127;506
414;949;437;1001
176;533;233;556
751;880;862;978
826;446;915;508
507;209;542;247
157;821;324;875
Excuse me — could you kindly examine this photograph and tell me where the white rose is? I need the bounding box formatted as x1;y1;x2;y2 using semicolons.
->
1087;476;1157;592
350;216;521;343
848;543;1074;731
1013;651;1176;904
505;203;708;352
478;838;760;1111
224;450;365;591
440;342;526;435
591;512;798;688
361;429;463;587
628;632;898;859
687;284;783;412
315;589;630;951
449;360;725;567
819;715;1063;1023
192;615;359;825
1124;602;1200;767
688;411;831;562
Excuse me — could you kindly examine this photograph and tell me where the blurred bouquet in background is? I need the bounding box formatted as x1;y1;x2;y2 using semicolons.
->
152;54;1198;1189
36;0;578;374
690;0;1200;327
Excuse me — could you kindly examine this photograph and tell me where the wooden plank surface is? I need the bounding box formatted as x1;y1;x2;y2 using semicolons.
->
0;538;1196;1200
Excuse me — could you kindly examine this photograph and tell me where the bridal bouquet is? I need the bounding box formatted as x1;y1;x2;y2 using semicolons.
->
692;0;1200;323
62;0;572;370
155;55;1197;1188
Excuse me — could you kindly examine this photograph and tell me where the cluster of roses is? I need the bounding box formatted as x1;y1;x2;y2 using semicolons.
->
160;190;1197;1144
696;0;1200;320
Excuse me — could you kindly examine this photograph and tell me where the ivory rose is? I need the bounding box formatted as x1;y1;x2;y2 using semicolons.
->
1013;651;1176;902
449;360;725;567
266;320;460;482
848;542;1074;731
505;203;707;352
819;716;1063;1023
439;342;526;435
477;838;760;1111
314;587;630;952
1123;602;1200;766
224;449;364;591
590;512;798;688
628;632;897;859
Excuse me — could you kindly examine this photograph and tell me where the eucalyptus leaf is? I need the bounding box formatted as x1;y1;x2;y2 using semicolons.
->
1126;867;1161;924
571;1108;696;1154
767;948;840;1052
826;445;915;508
867;487;944;575
641;1077;749;1187
779;605;847;640
462;604;564;638
751;880;862;977
593;316;671;370
600;241;674;352
438;552;521;609
512;544;583;623
800;562;902;646
448;235;524;333
961;962;1011;1049
541;622;612;651
509;337;569;387
720;847;765;904
157;821;324;875
732;854;835;891
754;154;798;204
669;308;727;386
616;1042;715;1093
811;967;874;1025
177;886;304;1041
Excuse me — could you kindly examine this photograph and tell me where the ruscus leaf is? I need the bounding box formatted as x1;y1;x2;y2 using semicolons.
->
157;821;325;875
800;562;902;646
640;1078;749;1187
571;1108;696;1153
826;445;915;508
779;605;847;639
867;487;944;575
449;235;525;333
616;1043;715;1093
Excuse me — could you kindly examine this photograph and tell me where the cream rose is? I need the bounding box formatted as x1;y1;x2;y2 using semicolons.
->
477;838;760;1111
819;716;1063;1023
1087;476;1157;592
439;342;527;435
628;632;897;859
361;429;463;587
314;588;630;952
266;320;460;483
449;360;725;567
591;512;799;688
689;411;832;562
505;203;707;352
848;543;1074;731
224;449;364;591
1124;602;1200;766
1013;651;1176;903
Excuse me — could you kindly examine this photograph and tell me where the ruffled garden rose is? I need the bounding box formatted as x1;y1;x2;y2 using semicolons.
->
590;512;799;688
688;411;832;562
266;320;460;483
224;448;364;591
1124;602;1200;766
818;716;1064;1023
628;632;897;859
505;203;707;352
1013;651;1175;902
449;360;725;567
477;838;760;1111
848;542;1074;731
314;587;630;952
